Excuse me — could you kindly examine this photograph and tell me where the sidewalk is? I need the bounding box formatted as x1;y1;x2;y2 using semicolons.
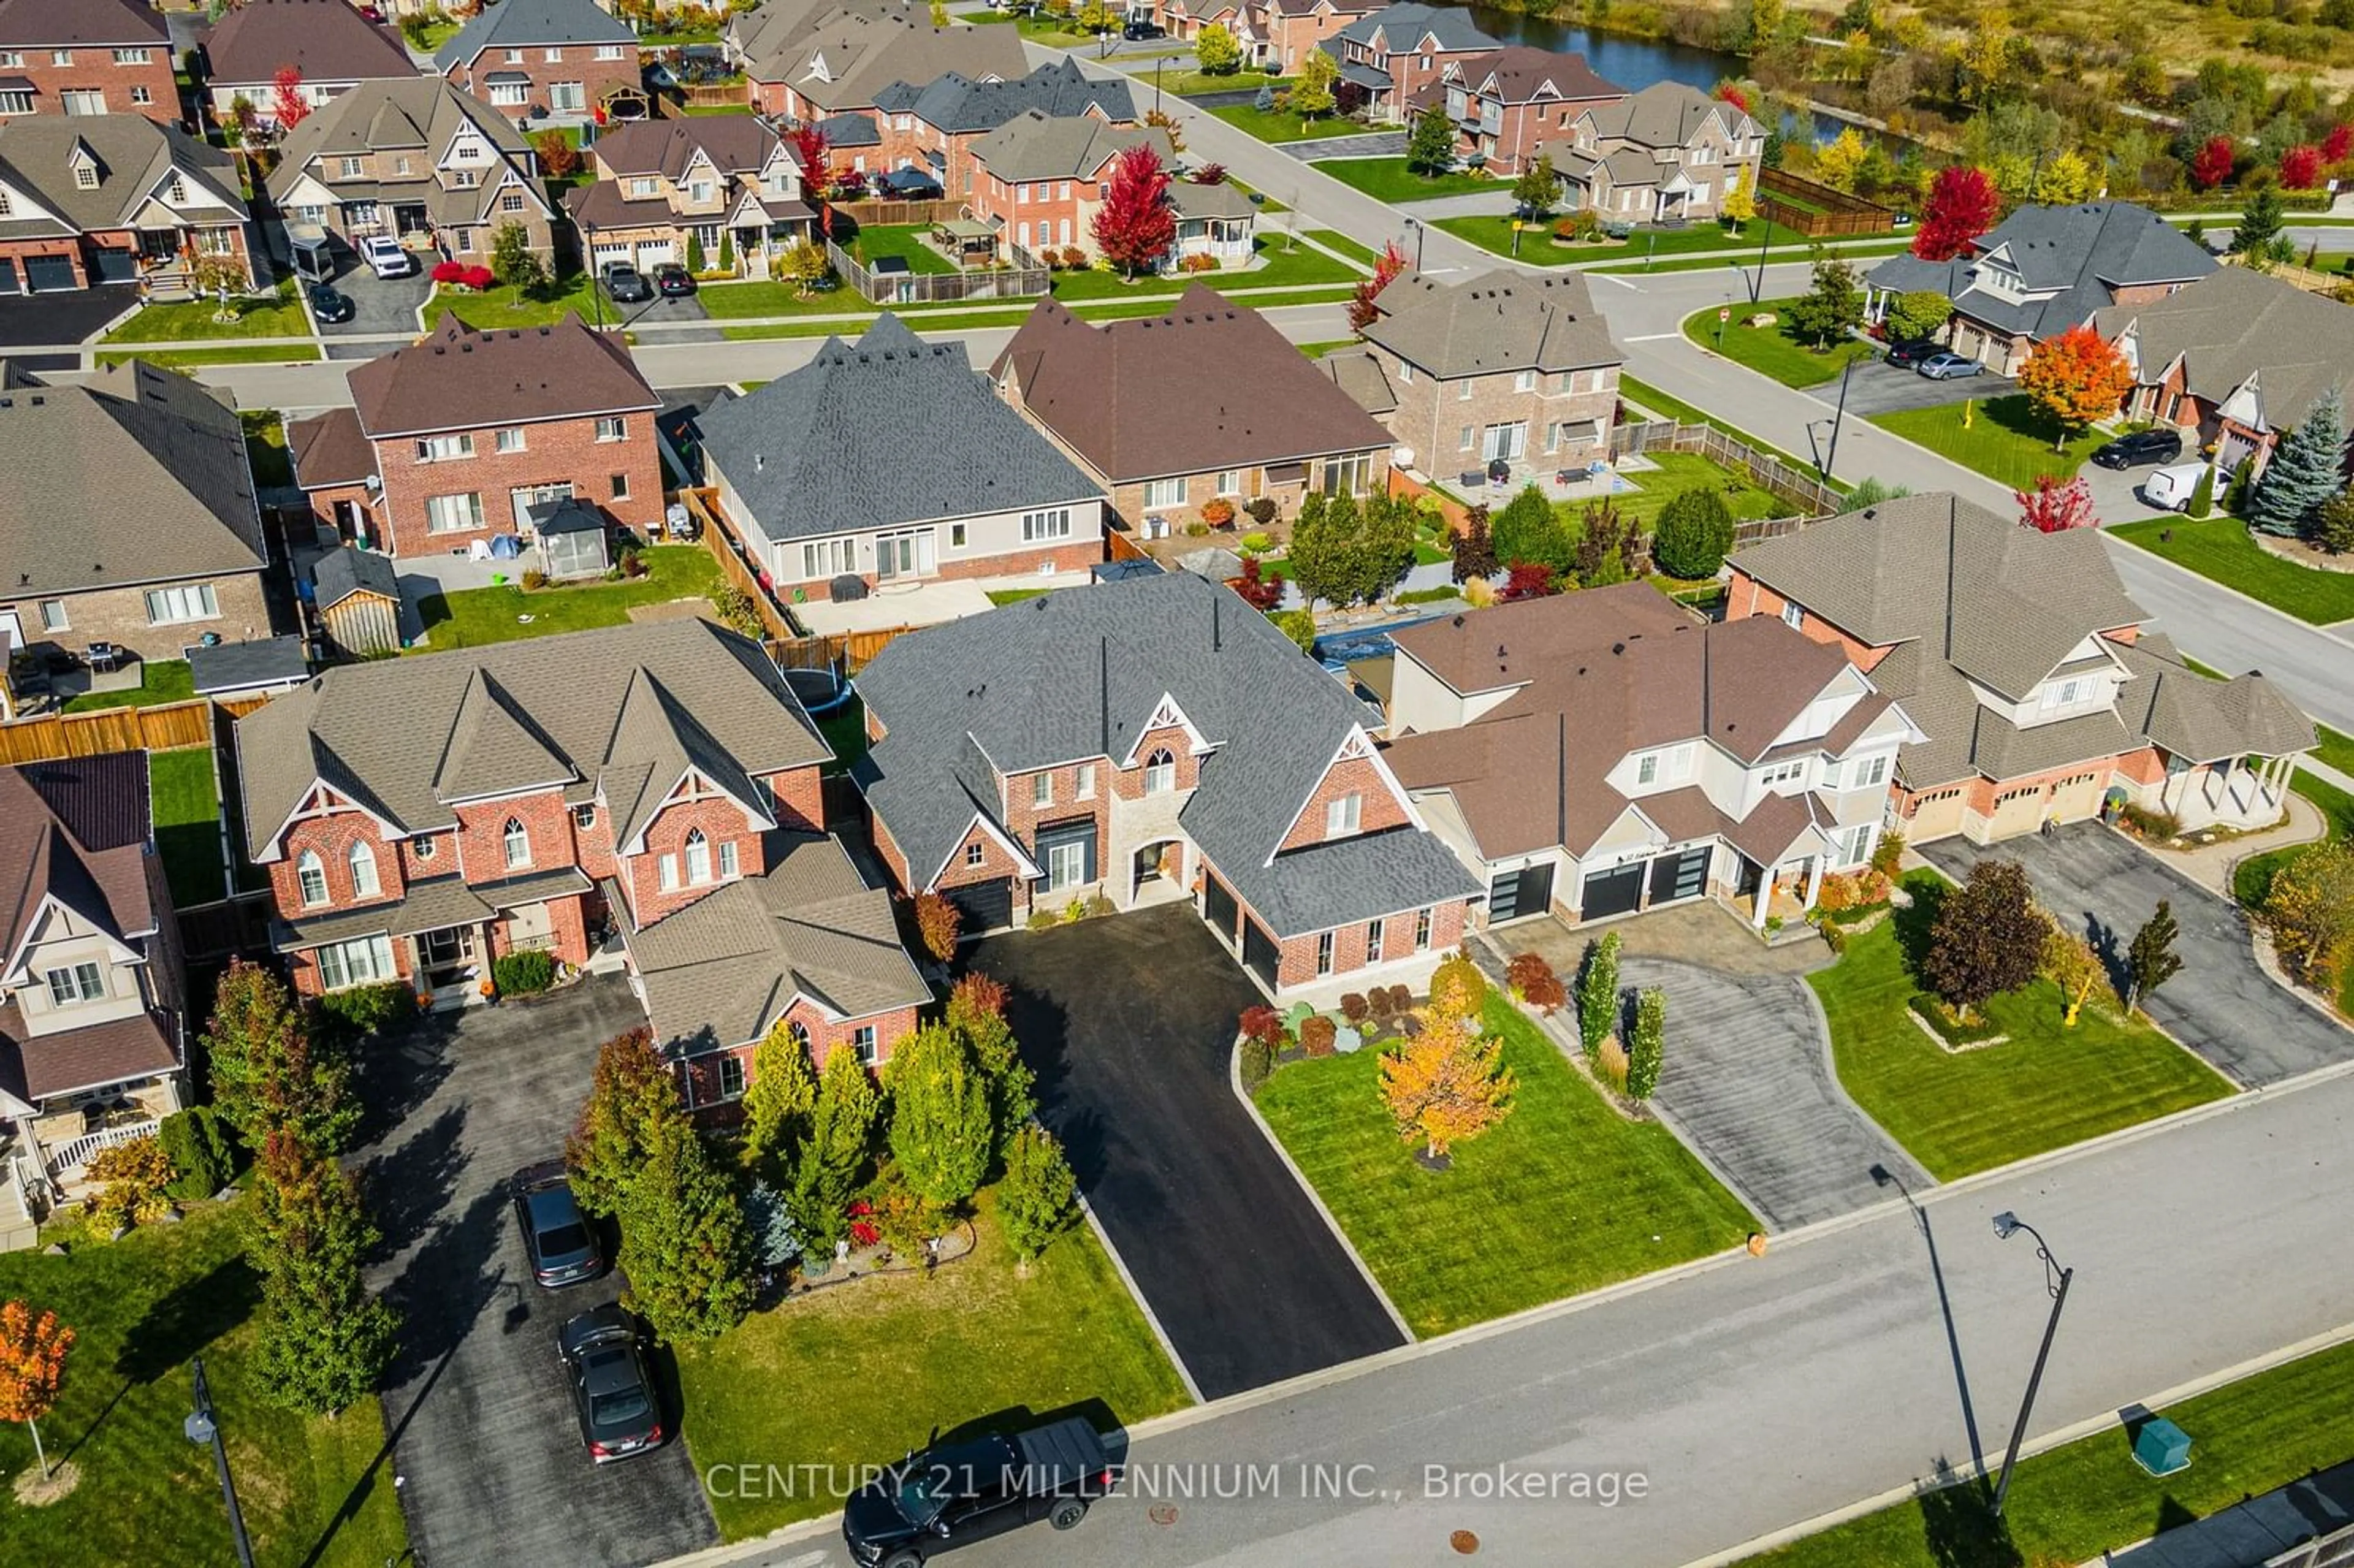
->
2096;1458;2354;1567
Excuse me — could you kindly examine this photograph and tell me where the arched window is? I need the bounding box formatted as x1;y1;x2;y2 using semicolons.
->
348;839;379;898
1144;748;1176;794
788;1019;810;1054
684;827;712;885
502;816;530;870
296;849;327;906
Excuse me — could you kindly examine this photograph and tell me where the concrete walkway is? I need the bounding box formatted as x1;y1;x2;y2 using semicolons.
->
2099;1458;2354;1567
2149;788;2328;899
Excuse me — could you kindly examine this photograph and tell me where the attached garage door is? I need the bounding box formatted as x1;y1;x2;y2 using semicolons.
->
1906;788;1967;842
1646;845;1711;907
1580;862;1645;922
2047;771;2105;824
634;239;677;265
91;248;137;284
23;254;76;292
0;259;17;295
1985;785;2047;840
591;242;631;268
1488;861;1554;923
943;878;1011;934
1241;919;1280;990
1202;874;1238;943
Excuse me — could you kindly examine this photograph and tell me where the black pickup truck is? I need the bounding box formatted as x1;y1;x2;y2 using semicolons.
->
842;1417;1116;1567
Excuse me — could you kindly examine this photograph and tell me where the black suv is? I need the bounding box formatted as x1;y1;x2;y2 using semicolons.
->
600;261;652;304
557;1304;664;1463
844;1417;1114;1567
1122;18;1165;37
1884;337;1941;368
2091;428;2184;470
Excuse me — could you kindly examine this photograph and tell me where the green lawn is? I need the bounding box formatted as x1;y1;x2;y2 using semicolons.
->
1616;375;1845;486
2110;517;2354;625
695;280;884;321
1252;994;1756;1337
1207;103;1367;143
102;284;308;344
413;545;719;650
241;409;291;489
0;1205;407;1568
63;659;195;713
1305;229;1382;267
1438;214;1814;266
813;694;868;776
1685;295;1876;388
1750;1334;2354;1568
1431;215;1578;265
845;223;956;276
677;1196;1188;1540
1598;449;1790;531
2317;722;2354;777
1048;232;1358;302
1869;394;2106;490
1586;239;1914;275
1311;158;1502;204
151;746;225;907
1297;338;1358;358
2233;770;2354;907
400;17;461;51
1123;65;1279;97
984;587;1050;604
430;271;604;330
1811;873;2234;1180
96;343;323;370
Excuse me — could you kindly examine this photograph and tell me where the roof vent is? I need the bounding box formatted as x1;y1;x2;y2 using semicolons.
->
1451;615;1465;626
1611;641;1625;655
26;395;39;406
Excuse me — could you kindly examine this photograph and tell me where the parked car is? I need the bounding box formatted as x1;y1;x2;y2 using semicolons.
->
843;1417;1115;1567
2141;461;2211;512
557;1304;665;1463
1121;18;1165;37
601;261;653;304
652;262;695;298
512;1164;604;1288
307;283;356;324
1884;338;1940;368
357;234;415;280
2091;428;2184;470
1916;351;1984;381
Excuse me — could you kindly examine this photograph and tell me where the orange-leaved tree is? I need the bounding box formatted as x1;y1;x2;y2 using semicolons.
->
1379;1010;1515;1160
0;1300;74;1481
2016;324;2134;452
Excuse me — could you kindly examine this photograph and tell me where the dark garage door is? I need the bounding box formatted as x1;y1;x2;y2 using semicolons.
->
945;878;1011;934
91;248;137;284
1581;862;1645;921
1489;860;1555;922
0;259;16;295
1203;873;1238;942
23;255;75;292
1647;845;1711;907
1241;918;1280;989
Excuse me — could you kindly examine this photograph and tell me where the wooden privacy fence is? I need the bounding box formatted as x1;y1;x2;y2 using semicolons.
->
1757;169;1895;238
688;490;795;641
178;894;275;962
1611;419;1848;520
765;625;922;673
0;694;270;765
832;197;963;229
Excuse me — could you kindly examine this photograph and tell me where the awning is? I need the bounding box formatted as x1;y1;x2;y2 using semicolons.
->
937;218;997;240
1338;61;1392;90
1265;461;1308;484
0;76;36;93
485;70;529;85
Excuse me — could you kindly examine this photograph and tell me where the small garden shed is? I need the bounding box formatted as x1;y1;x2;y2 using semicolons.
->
311;544;403;657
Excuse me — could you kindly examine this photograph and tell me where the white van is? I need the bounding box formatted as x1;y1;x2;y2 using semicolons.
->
2141;462;2209;512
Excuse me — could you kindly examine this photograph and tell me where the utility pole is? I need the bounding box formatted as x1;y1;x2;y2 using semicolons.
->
1990;1212;2074;1520
1821;355;1856;479
185;1357;257;1568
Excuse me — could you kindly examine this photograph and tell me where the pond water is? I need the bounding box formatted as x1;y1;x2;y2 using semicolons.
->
1455;4;1742;96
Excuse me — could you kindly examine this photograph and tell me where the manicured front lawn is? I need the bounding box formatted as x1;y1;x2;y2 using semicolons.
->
2315;722;2354;778
1048;232;1358;302
413;545;719;650
1868;394;2105;489
1305;229;1382;267
1431;214;1577;265
1685;295;1876;388
1207;103;1367;143
1811;873;2233;1180
62;659;195;713
844;223;955;275
1252;995;1756;1337
1438;214;1813;265
0;1205;408;1568
676;1196;1188;1540
1750;1334;2354;1568
103;284;308;344
96;343;323;370
2109;517;2354;625
2233;771;2354;908
429;271;603;330
1123;66;1279;97
1311;158;1502;203
695;279;883;320
151;745;225;907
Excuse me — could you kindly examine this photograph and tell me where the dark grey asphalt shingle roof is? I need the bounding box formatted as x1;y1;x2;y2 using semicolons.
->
433;0;634;71
698;314;1103;546
1328;2;1496;54
189;636;310;696
313;545;398;611
1880;202;2215;343
879;58;1135;134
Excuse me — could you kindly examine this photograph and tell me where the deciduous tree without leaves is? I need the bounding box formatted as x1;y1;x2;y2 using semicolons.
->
2016;325;2134;451
2017;473;2098;532
1091;142;1175;280
1923;860;2051;1018
0;1301;71;1481
1379;1010;1516;1159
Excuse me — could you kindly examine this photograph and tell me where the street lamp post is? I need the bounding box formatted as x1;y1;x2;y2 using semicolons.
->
186;1357;257;1568
1808;355;1858;481
1989;1211;2074;1520
1154;53;1164;117
1405;216;1423;272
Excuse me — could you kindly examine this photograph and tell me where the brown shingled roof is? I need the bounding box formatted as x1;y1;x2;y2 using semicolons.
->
347;312;660;440
202;0;417;89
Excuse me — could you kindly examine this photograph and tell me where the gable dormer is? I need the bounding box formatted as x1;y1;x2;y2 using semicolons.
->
1273;726;1420;854
67;138;103;192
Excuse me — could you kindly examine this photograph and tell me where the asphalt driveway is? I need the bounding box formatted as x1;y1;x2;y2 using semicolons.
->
1838;354;2006;417
357;976;717;1568
1922;824;2350;1087
0;289;133;365
967;904;1406;1400
320;261;432;359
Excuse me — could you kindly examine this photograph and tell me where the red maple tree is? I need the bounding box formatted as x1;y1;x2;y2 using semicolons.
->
1501;561;1558;600
2325;124;2352;164
1091;143;1175;279
1911;166;2000;261
2016;474;2099;533
2280;144;2322;189
1346;240;1409;333
272;65;311;131
2191;135;2235;191
2016;325;2136;451
785;125;832;199
1713;80;1751;114
1230;557;1283;611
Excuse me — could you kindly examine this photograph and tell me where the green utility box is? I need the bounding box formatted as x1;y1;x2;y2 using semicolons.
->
2133;1417;2192;1477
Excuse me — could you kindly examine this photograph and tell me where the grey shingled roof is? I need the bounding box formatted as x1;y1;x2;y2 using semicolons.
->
1445;46;1623;108
189;636;311;696
433;0;634;71
1572;80;1756;148
880;58;1135;135
1364;268;1621;379
739;9;1026;113
0;360;265;597
2115;634;2314;764
1328;2;1496;55
967;110;1165;183
1319;349;1398;416
699;314;1102;546
2091;264;2354;437
312;544;398;611
1928;202;2215;342
0;117;246;237
234;619;831;861
853;571;1476;937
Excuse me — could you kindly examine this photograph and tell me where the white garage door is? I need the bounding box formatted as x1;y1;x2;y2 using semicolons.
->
634;239;676;265
590;242;631;267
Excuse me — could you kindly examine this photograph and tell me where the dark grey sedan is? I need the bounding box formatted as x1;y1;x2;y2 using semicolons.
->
513;1165;604;1288
558;1304;665;1463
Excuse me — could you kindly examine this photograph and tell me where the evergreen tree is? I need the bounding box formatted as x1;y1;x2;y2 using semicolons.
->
884;1025;994;1209
946;973;1034;1148
788;1046;879;1251
249;1132;397;1417
2250;387;2346;538
2231;186;2286;258
997;1124;1078;1261
741;1021;818;1176
2126;900;2184;1014
1451;504;1498;583
619;1111;752;1341
202;961;359;1156
566;1029;678;1218
1406;104;1454;175
2316;487;2354;555
1490;483;1569;574
1650;487;1736;579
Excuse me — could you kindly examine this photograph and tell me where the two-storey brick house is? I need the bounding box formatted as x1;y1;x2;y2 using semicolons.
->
728;0;1026;127
433;0;640;123
856;571;1477;993
0;115;253;297
1260;0;1383;73
966;112;1168;263
1419;47;1623;177
286;311;663;561
201;0;420;132
0;0;178;126
563;115;812;278
1319;3;1498;124
234;619;929;1099
1537;81;1762;225
1322;268;1623;476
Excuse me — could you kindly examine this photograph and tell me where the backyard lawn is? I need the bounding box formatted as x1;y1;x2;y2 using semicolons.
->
1252;994;1756;1337
241;410;292;489
0;1205;408;1568
1685;295;1877;388
1750;1334;2354;1568
1811;873;2234;1180
63;659;195;713
413;545;719;650
844;223;954;275
676;1195;1188;1540
1602;451;1790;530
1207;103;1367;143
2109;517;2354;625
1868;394;2105;489
102;283;308;344
151;746;225;907
1311;158;1502;203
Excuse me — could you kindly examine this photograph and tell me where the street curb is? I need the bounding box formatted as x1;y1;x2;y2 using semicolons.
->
2104;530;2354;653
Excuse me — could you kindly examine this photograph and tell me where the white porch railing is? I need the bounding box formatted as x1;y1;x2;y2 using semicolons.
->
46;1119;161;1182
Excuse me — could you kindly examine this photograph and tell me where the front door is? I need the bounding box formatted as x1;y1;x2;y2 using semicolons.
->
419;926;479;984
1647;845;1710;907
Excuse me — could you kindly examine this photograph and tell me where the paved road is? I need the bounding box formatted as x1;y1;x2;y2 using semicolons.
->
968;904;1407;1401
1922;824;2349;1087
1625;954;1932;1230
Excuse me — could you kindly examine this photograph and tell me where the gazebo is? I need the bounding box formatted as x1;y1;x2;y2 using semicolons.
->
524;497;612;580
933;218;1000;269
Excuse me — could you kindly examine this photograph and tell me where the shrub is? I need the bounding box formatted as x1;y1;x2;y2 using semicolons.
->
1239;1036;1274;1093
1429;950;1487;1019
2119;802;2182;840
520;569;548;591
710;583;764;639
1382;983;1412;1019
1202;497;1237;527
1178;252;1220;273
1240;1005;1287;1049
741;1180;803;1268
912;891;961;961
459;264;494;291
1245;497;1278;527
310;980;415;1051
1299;1015;1338;1056
1506;951;1565;1014
620;547;647;579
430;259;466;284
533;127;581;178
158;1106;233;1200
1869;829;1905;881
88;1135;177;1230
1594;1035;1630;1092
1027;908;1060;931
492;949;555;995
1339;992;1369;1024
1269;609;1316;651
1240;530;1274;554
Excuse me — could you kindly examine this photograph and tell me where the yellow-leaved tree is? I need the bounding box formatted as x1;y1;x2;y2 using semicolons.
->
2039;926;2108;1027
1815;129;1869;194
1722;164;1754;232
1379;1010;1516;1161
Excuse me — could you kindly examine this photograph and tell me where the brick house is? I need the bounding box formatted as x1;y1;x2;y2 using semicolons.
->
200;0;420;132
433;0;639;123
1534;81;1762;224
1863;201;2214;376
966;113;1252;268
0;0;178;126
699;314;1108;603
1726;493;2314;843
1322;268;1623;477
0;360;270;674
726;1;1026;128
855;58;1134;197
265;78;558;268
1415;47;1623;177
1319;3;1498;125
0;754;190;1206
855;570;1477;994
992;286;1395;541
1385;587;1923;933
232;618;928;1099
563;115;812;278
1152;0;1268;62
0;115;253;297
1259;0;1384;73
289;311;663;561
